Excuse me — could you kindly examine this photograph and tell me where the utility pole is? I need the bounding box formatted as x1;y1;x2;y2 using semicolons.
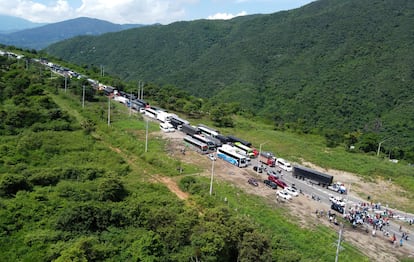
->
129;92;132;116
64;75;67;93
377;137;391;156
145;119;149;152
82;85;85;108
137;80;141;100
209;152;216;196
141;81;144;100
107;96;111;126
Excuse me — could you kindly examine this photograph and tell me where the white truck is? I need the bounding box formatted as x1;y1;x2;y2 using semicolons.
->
328;182;347;194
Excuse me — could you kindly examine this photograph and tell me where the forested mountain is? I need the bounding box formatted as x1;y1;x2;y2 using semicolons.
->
45;0;414;158
0;17;145;50
0;15;45;33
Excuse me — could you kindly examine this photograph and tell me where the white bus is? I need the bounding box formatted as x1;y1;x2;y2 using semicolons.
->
184;136;208;152
276;158;292;172
234;142;255;158
217;146;248;168
197;124;220;138
144;107;158;119
192;134;216;150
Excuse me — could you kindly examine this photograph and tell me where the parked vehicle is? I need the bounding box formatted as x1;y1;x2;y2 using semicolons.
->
192;134;216;150
276;158;292;172
328;182;347;194
208;153;217;161
183;136;208;152
217;146;248;168
264;180;277;189
159;122;175;132
329;195;346;207
227;135;252;147
331;203;345;214
268;176;288;189
248;177;259;187
292;165;333;187
197;124;220;138
277;190;292;200
181;124;201;136
267;169;280;178
259;152;275;166
170;115;189;129
156;111;173;123
253;166;264;173
284;187;299;197
234;142;256;158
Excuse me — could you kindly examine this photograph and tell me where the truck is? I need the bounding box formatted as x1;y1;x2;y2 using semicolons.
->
156;111;173;123
181;124;201;136
259;152;275;167
227;135;252;147
169;115;189;130
292;165;333;187
328;182;347;194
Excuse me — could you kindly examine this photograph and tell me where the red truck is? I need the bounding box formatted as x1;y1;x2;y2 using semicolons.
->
259;153;275;167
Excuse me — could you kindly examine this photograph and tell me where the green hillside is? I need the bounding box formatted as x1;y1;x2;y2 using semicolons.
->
44;0;414;160
0;49;375;261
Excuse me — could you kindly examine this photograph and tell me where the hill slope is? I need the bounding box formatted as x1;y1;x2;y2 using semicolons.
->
0;17;144;50
0;15;45;33
45;0;414;153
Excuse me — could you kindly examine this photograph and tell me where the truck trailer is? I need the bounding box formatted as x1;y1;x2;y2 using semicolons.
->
292;165;333;187
181;124;201;136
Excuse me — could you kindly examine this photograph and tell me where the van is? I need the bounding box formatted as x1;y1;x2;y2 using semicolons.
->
276;158;292;172
160;122;175;133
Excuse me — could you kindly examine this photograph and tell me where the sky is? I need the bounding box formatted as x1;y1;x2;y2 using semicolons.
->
0;0;316;25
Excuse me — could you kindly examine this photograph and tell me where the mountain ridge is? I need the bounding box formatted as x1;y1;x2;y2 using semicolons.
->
44;0;414;156
0;16;146;49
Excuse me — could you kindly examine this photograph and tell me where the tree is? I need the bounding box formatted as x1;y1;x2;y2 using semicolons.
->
0;174;32;197
238;231;272;262
98;178;127;202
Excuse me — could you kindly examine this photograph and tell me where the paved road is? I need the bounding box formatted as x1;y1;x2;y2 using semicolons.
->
257;165;414;251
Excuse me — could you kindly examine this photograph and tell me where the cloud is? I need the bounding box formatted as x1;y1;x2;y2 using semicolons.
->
207;11;247;20
0;0;197;24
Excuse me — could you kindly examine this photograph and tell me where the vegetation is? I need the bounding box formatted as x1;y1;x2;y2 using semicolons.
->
0;49;372;261
45;0;414;161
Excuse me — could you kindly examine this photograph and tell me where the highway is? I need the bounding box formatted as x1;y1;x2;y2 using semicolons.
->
260;165;414;251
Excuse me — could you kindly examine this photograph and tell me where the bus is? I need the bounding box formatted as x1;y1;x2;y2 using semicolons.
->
217;146;248;168
234;142;256;158
183;136;208;152
145;107;158;119
192;134;216;150
197;124;220;138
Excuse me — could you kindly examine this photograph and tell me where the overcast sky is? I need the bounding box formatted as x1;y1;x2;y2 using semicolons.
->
0;0;316;25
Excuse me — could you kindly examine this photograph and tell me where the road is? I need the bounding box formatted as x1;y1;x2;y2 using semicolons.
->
257;164;414;251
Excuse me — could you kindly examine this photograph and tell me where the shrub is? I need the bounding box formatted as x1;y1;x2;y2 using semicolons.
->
0;173;32;197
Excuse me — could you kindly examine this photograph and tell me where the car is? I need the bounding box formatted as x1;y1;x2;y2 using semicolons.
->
329;195;346;207
277;190;292;200
208;154;217;161
248;177;259;187
284;186;299;197
264;179;277;189
253;166;264;173
274;179;288;189
267;169;280;178
331;203;345;214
